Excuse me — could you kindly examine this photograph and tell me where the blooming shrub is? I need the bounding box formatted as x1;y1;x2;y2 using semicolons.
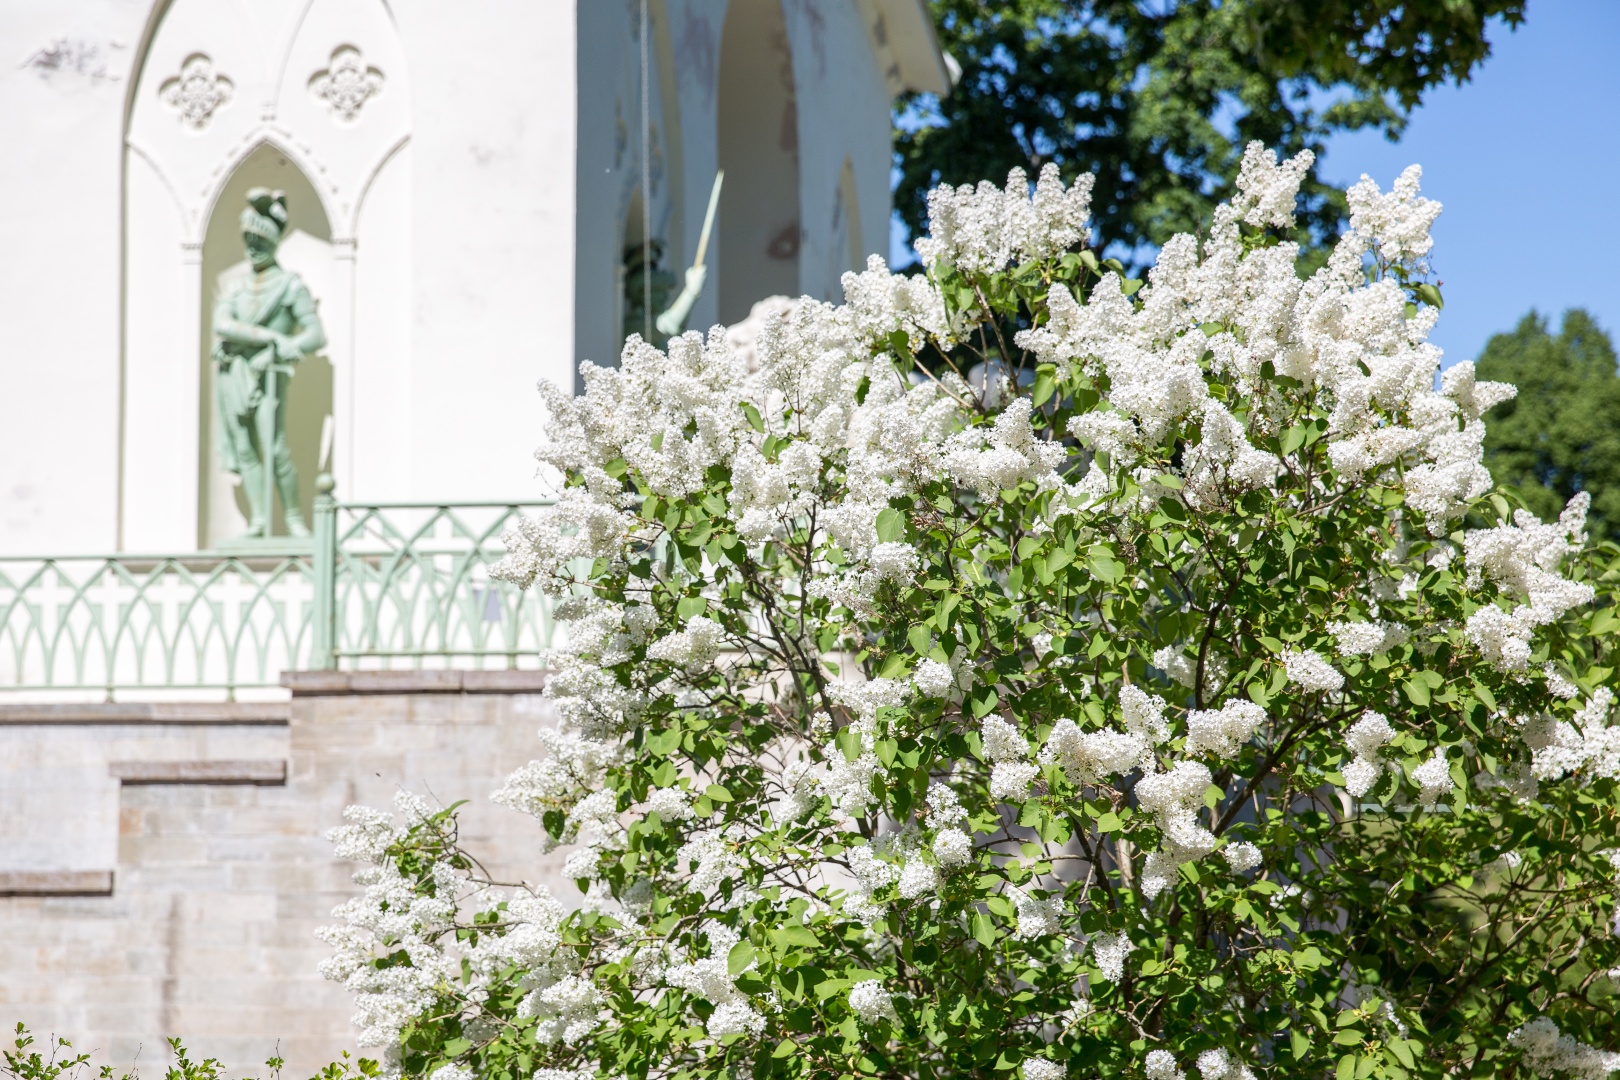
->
321;147;1620;1080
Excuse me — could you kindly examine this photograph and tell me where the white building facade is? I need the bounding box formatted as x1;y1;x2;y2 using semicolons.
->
0;0;946;1067
0;0;946;555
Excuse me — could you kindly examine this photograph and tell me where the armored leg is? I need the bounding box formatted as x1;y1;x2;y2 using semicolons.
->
269;395;307;537
274;442;308;536
223;416;269;537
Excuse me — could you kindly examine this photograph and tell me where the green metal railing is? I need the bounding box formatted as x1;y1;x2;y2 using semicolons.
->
0;485;555;700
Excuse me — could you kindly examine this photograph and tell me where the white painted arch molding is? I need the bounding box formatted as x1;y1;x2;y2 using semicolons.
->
126;0;411;242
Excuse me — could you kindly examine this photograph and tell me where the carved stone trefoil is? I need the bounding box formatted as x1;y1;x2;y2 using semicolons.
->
308;46;383;124
159;53;233;130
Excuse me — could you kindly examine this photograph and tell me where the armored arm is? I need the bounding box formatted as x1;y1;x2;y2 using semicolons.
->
213;290;277;351
285;278;327;357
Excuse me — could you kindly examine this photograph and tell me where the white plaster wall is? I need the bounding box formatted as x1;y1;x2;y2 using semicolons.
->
123;1;269;551
715;0;802;325
667;0;725;339
121;149;196;552
281;0;412;506
0;2;148;556
390;2;575;504
348;145;412;500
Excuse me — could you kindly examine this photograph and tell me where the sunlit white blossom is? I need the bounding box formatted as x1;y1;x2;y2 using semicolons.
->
1145;1049;1184;1080
1012;890;1066;940
1327;619;1408;656
913;658;956;697
1411;749;1455;808
847;980;899;1024
1091;930;1132;983
1507;1016;1620;1080
1283;649;1344;693
1222;842;1263;872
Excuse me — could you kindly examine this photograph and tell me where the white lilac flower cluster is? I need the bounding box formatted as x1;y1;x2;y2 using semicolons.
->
1327;619;1409;657
1090;930;1133;983
1145;1049;1184;1080
819;677;909;819
315;144;1616;1075
1522;688;1620;782
317;794;597;1068
317;796;463;1055
927;781;974;869
1463;494;1595;672
663;921;766;1038
1282;649;1345;694
1195;1048;1256;1080
1345;165;1442;266
1023;1059;1066;1080
1410;749;1456;809
1015;143;1504;527
1341;710;1396;798
847;979;900;1025
1153;645;1227;697
915;162;1094;275
1222;841;1263;873
1012;888;1068;940
1136;761;1219;899
983;715;1040;801
1039;685;1165;786
1508;1017;1620;1080
1184;700;1265;758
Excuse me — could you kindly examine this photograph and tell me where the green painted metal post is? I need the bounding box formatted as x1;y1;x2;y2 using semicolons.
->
311;472;337;669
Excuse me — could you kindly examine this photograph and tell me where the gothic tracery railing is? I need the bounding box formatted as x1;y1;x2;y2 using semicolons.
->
321;500;556;671
0;494;555;700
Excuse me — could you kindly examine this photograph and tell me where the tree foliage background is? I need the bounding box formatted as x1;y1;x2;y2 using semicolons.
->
1479;310;1620;542
894;0;1524;264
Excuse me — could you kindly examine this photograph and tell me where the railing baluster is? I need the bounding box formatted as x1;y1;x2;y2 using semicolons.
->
311;472;338;670
0;495;553;696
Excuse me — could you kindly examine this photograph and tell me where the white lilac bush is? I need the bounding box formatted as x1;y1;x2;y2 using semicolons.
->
319;146;1620;1080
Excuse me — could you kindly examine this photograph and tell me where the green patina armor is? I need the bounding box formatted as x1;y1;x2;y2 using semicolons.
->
211;187;326;538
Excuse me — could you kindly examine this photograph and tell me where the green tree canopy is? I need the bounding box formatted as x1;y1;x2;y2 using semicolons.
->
1479;309;1620;540
895;0;1522;263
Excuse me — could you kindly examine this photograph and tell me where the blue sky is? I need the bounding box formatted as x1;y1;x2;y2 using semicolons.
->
1317;0;1620;367
891;1;1620;367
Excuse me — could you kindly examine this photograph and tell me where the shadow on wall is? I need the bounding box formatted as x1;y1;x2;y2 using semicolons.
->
717;0;800;325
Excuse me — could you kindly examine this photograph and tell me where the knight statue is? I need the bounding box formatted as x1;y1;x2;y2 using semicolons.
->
211;188;326;538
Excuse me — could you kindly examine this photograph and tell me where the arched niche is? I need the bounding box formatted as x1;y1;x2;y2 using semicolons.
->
198;142;335;547
716;0;800;325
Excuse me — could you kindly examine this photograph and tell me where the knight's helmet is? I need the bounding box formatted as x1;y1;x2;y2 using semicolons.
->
240;187;289;246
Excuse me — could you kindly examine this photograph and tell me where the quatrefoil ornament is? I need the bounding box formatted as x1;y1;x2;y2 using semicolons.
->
159;53;234;130
309;46;383;124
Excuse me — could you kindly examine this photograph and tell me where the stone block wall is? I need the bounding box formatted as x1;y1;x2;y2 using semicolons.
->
0;676;573;1076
